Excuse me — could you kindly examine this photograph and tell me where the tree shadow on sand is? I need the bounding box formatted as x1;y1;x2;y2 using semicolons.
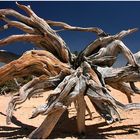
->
0;111;140;139
49;111;140;139
0;112;35;139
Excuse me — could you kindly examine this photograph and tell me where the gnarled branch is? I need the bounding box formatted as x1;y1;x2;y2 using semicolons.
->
0;50;71;85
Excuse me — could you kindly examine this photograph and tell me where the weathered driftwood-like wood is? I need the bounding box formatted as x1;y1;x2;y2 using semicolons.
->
28;106;66;139
98;66;140;83
83;62;120;123
0;2;71;63
27;61;140;132
97;64;140;103
86;40;138;67
0;2;140;139
130;82;140;94
0;50;70;85
76;95;86;135
46;20;105;36
76;76;86;135
83;62;119;123
3;60;140;138
80;28;138;57
129;51;140;93
134;51;140;62
6;72;67;124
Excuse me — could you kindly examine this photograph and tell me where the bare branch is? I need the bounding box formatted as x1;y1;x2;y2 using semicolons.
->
0;34;42;46
80;28;138;57
6;73;66;124
0;9;33;26
0;4;72;63
16;2;36;17
0;16;37;34
98;65;140;83
46;20;105;35
115;28;138;39
86;40;138;67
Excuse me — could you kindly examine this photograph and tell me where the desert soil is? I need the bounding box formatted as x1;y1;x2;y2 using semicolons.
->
0;83;140;139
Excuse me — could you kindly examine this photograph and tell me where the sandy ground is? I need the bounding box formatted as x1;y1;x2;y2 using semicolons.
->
0;83;140;139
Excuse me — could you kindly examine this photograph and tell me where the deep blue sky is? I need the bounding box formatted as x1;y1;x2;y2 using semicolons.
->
0;1;140;66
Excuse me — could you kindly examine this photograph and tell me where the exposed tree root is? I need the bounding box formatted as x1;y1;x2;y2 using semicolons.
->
0;2;140;139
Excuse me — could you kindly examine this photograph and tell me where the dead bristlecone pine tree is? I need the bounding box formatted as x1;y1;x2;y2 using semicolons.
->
0;2;140;139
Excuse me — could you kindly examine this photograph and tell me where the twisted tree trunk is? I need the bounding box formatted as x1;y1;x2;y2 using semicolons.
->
0;2;140;139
